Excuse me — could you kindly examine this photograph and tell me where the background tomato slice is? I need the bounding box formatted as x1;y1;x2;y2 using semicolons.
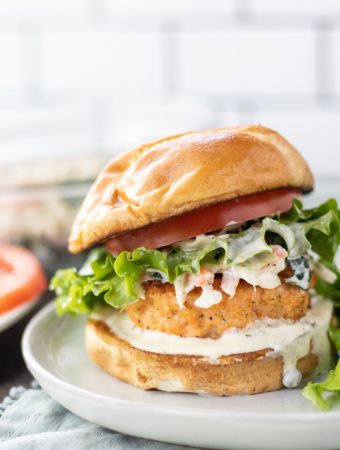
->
106;188;300;254
0;245;47;314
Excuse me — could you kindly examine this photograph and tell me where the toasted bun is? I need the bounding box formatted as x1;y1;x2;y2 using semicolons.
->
86;318;318;396
69;125;313;253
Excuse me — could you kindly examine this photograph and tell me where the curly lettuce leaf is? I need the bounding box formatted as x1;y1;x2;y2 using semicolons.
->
51;250;136;315
281;198;340;264
51;268;97;315
303;360;340;411
281;198;340;299
329;324;340;352
282;198;338;223
315;278;340;304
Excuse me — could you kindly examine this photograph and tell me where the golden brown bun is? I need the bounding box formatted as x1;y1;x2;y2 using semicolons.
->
86;319;318;396
69;125;313;253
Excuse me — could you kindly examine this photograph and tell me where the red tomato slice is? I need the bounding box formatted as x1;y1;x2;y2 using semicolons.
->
106;188;300;254
0;245;47;315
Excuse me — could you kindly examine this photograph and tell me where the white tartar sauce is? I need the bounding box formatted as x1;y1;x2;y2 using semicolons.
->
91;297;333;388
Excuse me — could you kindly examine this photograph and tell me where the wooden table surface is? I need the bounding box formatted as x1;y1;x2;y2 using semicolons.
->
0;294;51;401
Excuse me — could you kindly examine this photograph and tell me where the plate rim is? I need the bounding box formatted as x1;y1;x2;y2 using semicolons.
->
0;295;40;333
22;301;340;422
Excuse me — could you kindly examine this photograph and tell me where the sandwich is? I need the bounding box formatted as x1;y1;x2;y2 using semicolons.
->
51;125;340;407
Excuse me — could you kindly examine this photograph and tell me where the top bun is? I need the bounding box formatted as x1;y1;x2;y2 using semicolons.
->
69;125;313;253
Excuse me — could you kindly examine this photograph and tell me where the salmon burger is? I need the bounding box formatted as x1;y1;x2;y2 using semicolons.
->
51;125;340;399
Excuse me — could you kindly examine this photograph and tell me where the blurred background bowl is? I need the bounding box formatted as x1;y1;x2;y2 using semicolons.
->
0;157;105;274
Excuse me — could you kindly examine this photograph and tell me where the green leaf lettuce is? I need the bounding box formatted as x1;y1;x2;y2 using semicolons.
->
303;360;340;411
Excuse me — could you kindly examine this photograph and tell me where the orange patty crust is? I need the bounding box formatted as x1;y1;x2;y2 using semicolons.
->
125;278;310;339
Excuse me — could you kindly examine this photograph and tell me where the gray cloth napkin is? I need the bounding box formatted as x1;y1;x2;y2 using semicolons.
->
0;385;203;450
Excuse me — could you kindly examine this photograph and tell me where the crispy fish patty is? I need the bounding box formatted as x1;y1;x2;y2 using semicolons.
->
125;278;310;339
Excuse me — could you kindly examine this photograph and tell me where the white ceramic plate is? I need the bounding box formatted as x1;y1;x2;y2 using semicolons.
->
22;302;340;450
0;296;40;333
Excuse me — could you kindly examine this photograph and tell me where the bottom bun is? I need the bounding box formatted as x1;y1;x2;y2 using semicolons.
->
86;318;319;396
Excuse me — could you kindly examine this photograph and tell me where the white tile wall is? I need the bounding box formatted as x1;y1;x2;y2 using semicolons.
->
41;29;163;95
333;31;340;95
0;103;94;163
0;104;91;135
103;96;216;151
0;33;22;92
107;0;234;15
1;131;95;163
247;109;340;176
0;0;86;14
252;0;340;14
0;0;338;177
179;30;316;96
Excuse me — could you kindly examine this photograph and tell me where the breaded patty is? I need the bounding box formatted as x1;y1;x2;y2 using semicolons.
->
125;278;310;339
